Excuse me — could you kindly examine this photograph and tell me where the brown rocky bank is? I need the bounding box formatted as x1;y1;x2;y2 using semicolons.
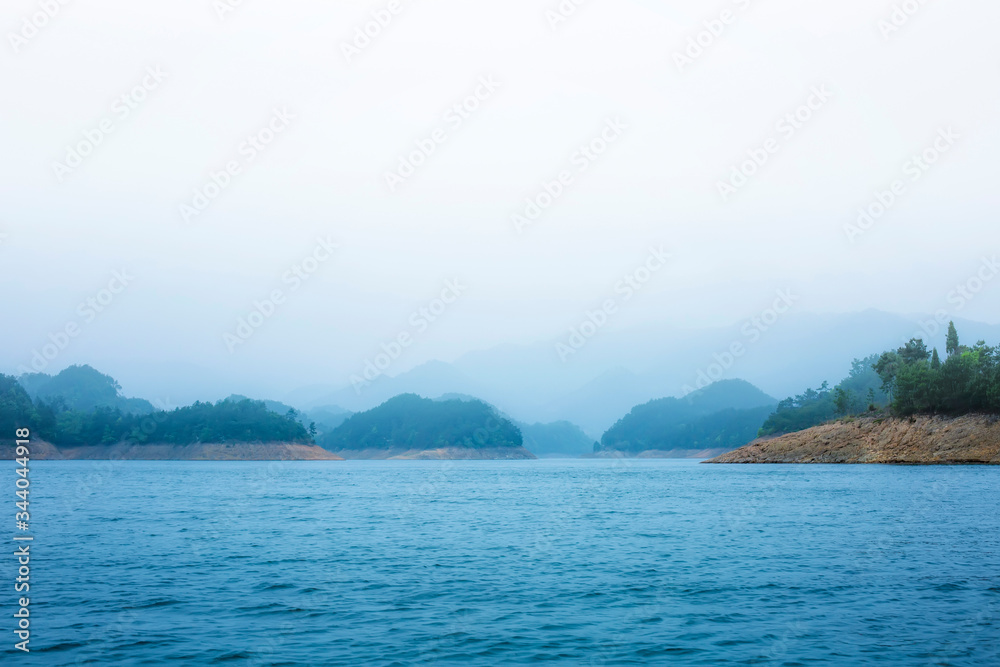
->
705;414;1000;464
0;440;343;461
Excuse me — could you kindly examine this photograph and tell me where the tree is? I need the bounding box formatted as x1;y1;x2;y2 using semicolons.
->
760;324;999;427
0;375;41;436
899;338;931;364
833;387;853;416
17;365;153;414
946;321;960;356
893;361;934;414
321;394;523;451
875;351;900;402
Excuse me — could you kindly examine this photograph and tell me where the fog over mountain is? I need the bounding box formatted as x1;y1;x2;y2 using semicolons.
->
3;0;998;435
17;308;983;439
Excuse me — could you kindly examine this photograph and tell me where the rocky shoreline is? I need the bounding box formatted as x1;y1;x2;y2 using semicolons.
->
705;414;1000;464
0;440;343;461
1;441;539;461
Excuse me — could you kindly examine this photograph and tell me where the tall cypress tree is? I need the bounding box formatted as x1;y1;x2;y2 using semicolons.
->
946;321;960;356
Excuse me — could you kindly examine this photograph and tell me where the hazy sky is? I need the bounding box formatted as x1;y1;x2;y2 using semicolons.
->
3;0;999;398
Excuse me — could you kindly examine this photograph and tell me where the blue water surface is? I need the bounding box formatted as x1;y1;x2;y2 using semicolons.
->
8;459;1000;665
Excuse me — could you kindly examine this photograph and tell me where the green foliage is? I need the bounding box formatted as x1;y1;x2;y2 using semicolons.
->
676;378;777;412
0;373;311;446
53;406;134;446
759;354;889;436
758;383;837;436
0;375;42;436
15;373;52;400
947;321;960;356
224;395;353;437
833;387;851;416
130;399;312;445
839;355;891;408
738;325;999;436
875;326;1000;416
599;380;777;453
225;394;299;420
18;365;154;414
321;394;522;450
874;351;900;401
604;405;776;453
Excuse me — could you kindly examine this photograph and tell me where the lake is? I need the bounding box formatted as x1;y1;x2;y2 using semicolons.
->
16;459;1000;665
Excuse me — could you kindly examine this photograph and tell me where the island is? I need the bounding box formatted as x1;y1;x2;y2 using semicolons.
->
706;414;1000;464
320;393;535;459
594;379;777;458
0;367;340;461
708;323;1000;464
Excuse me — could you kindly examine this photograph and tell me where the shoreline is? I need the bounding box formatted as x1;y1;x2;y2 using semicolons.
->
705;414;1000;464
0;440;343;461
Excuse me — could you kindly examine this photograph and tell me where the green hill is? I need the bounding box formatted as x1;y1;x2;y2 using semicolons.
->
225;394;300;418
599;379;777;455
224;395;353;436
321;393;522;451
0;375;39;436
435;393;592;457
18;365;154;415
2;370;310;447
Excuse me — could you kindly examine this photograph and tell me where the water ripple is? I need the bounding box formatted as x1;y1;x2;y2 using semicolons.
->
21;459;1000;665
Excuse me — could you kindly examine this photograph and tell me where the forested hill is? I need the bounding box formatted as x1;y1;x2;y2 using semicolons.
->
599;379;777;454
18;365;154;414
758;354;888;436
224;394;354;436
758;322;1000;436
321;394;523;451
435;393;593;456
1;374;311;446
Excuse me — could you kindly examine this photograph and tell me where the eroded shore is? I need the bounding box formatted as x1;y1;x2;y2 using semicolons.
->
705;414;1000;464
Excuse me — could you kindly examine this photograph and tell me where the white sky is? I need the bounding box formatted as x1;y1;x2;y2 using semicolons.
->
3;0;999;396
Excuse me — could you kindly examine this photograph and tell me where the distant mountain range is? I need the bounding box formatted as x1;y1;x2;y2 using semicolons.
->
9;310;998;459
7;365;784;459
11;311;997;438
273;311;1000;437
